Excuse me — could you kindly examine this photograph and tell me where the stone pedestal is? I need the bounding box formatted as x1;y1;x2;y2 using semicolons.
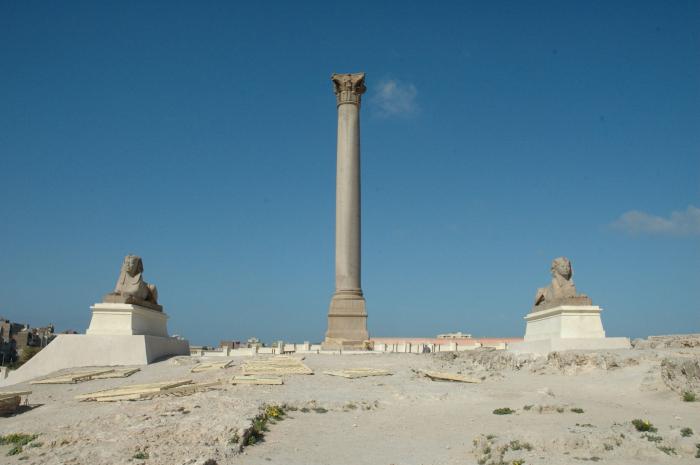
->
509;305;630;354
323;72;370;349
525;305;606;340
87;303;169;337
323;292;368;350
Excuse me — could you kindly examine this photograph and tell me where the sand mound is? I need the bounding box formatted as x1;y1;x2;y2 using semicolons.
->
632;334;700;349
432;348;642;375
661;356;700;396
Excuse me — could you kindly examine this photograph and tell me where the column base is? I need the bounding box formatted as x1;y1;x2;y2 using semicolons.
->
322;292;369;350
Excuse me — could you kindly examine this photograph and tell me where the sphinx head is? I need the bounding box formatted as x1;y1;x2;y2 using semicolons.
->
123;255;144;276
551;257;572;280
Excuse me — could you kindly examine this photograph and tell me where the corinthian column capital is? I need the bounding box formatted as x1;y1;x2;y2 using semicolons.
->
331;72;366;106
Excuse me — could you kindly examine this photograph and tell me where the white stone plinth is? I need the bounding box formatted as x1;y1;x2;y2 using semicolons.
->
87;303;169;337
509;305;630;354
524;305;606;341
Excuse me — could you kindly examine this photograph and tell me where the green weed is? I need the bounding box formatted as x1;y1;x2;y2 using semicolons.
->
509;440;532;451
493;407;515;415
0;434;38;446
642;433;662;443
631;419;657;432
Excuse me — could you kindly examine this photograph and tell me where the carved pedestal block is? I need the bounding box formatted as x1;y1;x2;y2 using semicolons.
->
509;305;630;354
87;303;169;337
524;305;606;340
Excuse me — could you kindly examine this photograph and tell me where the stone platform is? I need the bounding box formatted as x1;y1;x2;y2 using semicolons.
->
0;334;189;386
508;336;631;354
0;303;189;386
508;305;630;354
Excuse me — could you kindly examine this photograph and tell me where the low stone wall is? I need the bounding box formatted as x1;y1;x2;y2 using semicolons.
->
193;340;512;357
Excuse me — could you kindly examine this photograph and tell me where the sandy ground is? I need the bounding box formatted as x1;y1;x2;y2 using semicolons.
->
1;338;699;465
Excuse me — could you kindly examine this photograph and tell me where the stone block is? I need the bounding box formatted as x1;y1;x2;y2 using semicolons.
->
87;303;170;337
508;337;631;354
509;305;630;354
524;305;606;341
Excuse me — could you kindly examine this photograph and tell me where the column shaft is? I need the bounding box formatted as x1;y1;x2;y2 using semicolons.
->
335;102;361;293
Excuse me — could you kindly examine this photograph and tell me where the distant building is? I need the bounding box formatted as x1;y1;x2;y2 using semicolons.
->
32;325;55;347
219;340;241;349
436;332;472;339
0;317;56;364
0;319;27;343
246;337;262;348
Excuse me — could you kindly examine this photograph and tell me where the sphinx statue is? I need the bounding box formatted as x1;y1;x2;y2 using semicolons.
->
103;255;162;311
532;257;591;311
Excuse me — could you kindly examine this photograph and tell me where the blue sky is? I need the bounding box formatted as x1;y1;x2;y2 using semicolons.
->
1;1;698;345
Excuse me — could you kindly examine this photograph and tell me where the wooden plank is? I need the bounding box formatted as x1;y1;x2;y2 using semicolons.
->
95;393;145;402
241;356;313;375
70;369;117;382
190;360;234;373
420;370;482;383
0;396;21;415
89;380;222;402
75;379;193;401
231;375;283;385
0;390;32;401
91;368;141;379
323;368;392;379
31;369;116;384
0;390;31;414
30;376;79;385
160;380;223;396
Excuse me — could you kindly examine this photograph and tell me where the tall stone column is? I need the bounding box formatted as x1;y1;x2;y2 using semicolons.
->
323;72;369;350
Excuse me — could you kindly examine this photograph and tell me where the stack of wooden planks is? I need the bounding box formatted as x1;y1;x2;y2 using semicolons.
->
0;390;31;415
323;368;392;379
75;379;222;402
30;368;140;385
420;370;482;383
231;375;283;385
158;380;223;397
241;356;313;375
91;368;141;379
190;360;234;373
